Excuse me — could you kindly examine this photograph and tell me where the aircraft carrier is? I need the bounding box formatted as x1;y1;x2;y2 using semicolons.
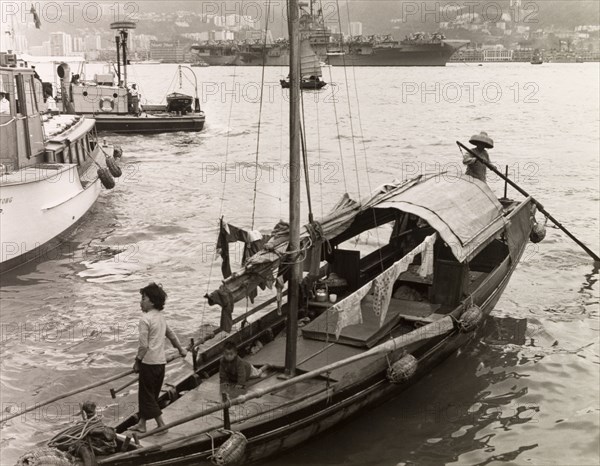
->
190;3;468;67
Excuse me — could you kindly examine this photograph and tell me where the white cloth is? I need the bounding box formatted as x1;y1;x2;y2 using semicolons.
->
138;310;177;365
373;233;437;326
331;281;372;339
246;229;263;242
418;233;437;278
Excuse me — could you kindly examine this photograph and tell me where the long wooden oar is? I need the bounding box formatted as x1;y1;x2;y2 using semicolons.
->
2;369;136;423
108;352;188;398
457;141;600;263
3;353;185;423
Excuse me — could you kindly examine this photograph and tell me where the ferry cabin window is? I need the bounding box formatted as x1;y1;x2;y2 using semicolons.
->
22;76;36;115
77;140;85;164
72;141;80;164
0;73;12;116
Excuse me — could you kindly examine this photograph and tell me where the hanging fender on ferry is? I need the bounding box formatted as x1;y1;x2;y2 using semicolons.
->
105;155;122;178
99;97;114;112
112;145;123;159
97;167;115;189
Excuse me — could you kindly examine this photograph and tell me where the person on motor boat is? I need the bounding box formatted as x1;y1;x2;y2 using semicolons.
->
0;92;10;114
129;283;187;434
463;131;494;182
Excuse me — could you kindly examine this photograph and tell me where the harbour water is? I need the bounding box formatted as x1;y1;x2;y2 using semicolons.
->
1;63;598;465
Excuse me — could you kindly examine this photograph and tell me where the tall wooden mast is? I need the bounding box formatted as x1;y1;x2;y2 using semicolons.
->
284;0;302;377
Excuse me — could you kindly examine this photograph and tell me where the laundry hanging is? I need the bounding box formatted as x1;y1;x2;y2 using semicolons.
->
331;281;373;339
418;233;437;278
373;233;437;326
217;218;269;278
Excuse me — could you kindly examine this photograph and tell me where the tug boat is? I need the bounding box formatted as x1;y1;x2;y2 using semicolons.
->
0;58;121;274
63;22;205;134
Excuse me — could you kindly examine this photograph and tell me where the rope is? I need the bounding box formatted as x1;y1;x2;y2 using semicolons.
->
251;0;272;230
200;65;238;332
159;71;178;105
300;92;314;223
335;0;361;199
326;65;348;194
315;88;324;217
48;416;104;450
341;0;384;271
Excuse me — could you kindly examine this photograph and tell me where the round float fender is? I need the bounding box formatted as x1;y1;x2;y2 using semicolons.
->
97;167;115;189
459;305;483;332
386;353;418;384
105;155;122;178
529;222;546;243
212;430;247;466
99;97;114;112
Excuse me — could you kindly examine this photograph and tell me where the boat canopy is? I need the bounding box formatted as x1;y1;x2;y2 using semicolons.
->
207;174;506;307
376;175;506;262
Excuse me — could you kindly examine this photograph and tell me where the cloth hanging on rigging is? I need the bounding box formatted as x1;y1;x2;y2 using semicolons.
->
373;233;437;326
205;285;235;332
217;218;269;279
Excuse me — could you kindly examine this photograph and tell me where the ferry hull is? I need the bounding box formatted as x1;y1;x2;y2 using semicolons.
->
0;164;101;275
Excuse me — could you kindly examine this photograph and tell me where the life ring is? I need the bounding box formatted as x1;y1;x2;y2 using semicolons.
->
99;97;114;112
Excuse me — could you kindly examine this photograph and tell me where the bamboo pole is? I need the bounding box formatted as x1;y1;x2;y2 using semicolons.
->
2;352;188;423
98;386;331;463
99;317;454;463
3;369;137;423
457;141;600;262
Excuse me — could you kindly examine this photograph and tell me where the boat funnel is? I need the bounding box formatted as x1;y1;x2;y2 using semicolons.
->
56;63;74;113
194;97;200;113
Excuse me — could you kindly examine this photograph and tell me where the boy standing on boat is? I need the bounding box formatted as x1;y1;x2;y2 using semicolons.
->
130;283;187;433
219;341;268;389
463;131;494;182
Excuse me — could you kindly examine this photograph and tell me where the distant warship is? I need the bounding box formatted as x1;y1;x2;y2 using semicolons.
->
191;1;468;67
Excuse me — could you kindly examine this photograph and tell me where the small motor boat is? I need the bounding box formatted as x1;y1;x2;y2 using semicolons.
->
166;92;194;114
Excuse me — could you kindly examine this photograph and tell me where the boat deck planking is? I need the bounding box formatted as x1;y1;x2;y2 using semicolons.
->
136;372;328;449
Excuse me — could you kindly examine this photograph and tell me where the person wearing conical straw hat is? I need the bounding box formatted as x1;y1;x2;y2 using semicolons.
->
463;131;494;182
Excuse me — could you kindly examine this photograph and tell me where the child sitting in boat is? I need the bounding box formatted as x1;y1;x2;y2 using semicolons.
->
219;341;268;388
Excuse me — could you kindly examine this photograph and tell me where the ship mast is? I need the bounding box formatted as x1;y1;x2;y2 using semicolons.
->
110;21;136;88
284;0;302;378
